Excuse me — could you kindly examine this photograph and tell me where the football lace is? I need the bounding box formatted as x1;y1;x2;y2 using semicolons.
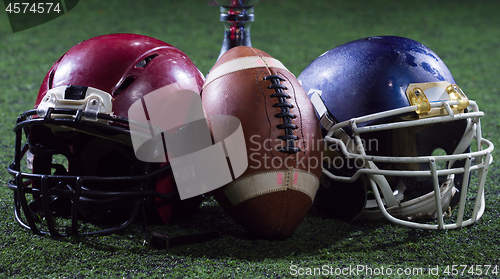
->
264;74;300;154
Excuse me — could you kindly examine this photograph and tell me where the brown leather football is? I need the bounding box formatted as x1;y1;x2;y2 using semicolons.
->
202;46;322;239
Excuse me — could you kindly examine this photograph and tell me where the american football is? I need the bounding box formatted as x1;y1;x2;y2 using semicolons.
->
202;46;322;239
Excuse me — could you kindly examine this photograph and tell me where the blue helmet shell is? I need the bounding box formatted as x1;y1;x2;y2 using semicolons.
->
298;36;470;222
298;36;456;128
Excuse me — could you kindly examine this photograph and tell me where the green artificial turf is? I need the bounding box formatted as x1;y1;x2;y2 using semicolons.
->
1;0;500;278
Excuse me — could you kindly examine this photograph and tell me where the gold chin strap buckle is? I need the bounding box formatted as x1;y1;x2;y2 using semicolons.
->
407;87;431;114
446;84;469;110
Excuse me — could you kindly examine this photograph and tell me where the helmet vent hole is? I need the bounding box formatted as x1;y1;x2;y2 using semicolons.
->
48;71;55;89
56;54;65;63
114;76;136;96
135;54;158;68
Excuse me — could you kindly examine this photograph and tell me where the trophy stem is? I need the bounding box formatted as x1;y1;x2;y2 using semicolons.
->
217;4;256;59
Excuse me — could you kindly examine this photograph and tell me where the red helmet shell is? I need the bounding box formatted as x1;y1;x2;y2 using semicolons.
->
36;33;205;118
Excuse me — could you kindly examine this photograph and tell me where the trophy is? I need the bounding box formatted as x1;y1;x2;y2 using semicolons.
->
215;0;261;59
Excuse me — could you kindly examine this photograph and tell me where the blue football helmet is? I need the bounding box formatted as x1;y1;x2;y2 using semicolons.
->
298;36;493;229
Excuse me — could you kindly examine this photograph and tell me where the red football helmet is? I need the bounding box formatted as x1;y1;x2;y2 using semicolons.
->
7;33;205;237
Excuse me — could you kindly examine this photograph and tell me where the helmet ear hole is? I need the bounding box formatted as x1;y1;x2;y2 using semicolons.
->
51;154;69;175
431;148;448;169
